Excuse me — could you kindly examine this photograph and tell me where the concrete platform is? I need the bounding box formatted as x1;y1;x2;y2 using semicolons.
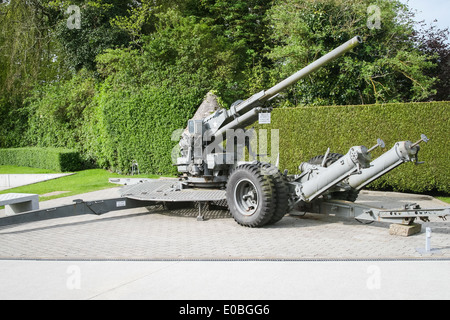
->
0;193;39;215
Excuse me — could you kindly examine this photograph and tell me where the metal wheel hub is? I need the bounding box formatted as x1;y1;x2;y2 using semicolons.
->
234;179;259;216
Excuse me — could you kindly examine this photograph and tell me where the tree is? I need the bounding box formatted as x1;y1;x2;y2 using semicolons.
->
74;8;243;172
196;0;273;60
264;0;437;106
111;0;184;47
413;22;450;101
100;9;240;93
53;0;132;72
193;0;274;100
0;0;63;147
0;0;61;100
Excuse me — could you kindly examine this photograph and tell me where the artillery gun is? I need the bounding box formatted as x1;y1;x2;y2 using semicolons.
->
177;36;364;187
1;36;448;232
170;35;440;227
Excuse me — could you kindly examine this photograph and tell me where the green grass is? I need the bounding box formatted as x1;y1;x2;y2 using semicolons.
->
0;165;60;174
0;166;167;202
437;197;450;204
2;165;448;205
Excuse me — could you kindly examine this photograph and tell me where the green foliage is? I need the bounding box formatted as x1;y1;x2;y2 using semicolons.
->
25;70;97;151
0;0;61;99
90;10;232;174
0;166;59;174
196;0;273;60
265;0;437;106
257;101;450;193
21;9;243;174
111;0;184;46
112;0;273;103
53;0;132;72
90;84;202;175
0;168;162;202
0;148;83;172
0;0;64;146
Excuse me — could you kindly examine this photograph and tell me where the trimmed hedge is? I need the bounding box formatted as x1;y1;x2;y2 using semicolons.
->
0;147;83;172
82;82;204;175
256;102;449;194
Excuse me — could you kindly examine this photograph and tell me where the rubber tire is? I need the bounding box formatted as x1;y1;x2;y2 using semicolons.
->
226;164;276;228
258;162;289;225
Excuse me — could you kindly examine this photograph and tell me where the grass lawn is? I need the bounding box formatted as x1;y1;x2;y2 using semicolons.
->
437;197;450;204
0;166;60;174
1;165;449;204
0;166;167;202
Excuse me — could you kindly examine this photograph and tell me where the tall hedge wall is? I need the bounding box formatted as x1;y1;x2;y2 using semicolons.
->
81;83;203;175
256;101;449;193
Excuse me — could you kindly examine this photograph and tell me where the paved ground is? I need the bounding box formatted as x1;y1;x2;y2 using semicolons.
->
0;188;448;260
0;188;449;300
1;260;449;300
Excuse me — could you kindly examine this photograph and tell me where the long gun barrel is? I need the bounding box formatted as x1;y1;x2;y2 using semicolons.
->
178;36;363;179
211;36;363;138
263;36;362;103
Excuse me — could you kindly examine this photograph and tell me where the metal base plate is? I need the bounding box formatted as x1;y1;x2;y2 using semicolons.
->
120;179;227;203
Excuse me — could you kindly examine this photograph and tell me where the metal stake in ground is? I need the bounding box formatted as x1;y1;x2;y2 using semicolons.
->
416;227;442;256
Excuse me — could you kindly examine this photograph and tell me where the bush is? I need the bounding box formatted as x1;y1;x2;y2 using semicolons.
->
0;148;83;172
256;101;450;194
25;71;97;151
87;83;203;175
82;10;240;175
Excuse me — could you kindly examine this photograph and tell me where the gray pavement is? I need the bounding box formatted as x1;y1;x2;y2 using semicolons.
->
1;260;449;300
0;188;448;260
0;188;449;300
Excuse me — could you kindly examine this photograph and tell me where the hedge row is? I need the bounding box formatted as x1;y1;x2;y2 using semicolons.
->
81;83;203;175
0;147;83;172
256;101;449;194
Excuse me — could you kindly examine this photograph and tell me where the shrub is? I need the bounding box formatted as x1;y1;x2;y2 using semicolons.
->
0;148;83;172
87;83;203;175
256;101;450;193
